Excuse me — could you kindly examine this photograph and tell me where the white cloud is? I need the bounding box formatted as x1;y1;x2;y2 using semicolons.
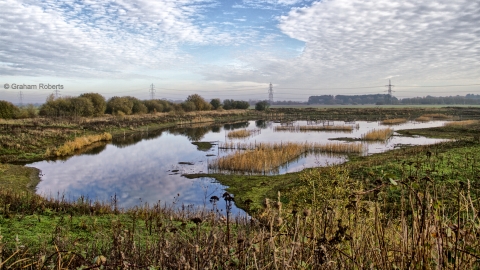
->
0;0;232;77
209;0;480;92
273;0;480;85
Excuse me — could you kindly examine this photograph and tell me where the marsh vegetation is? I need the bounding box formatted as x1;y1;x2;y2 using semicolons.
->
361;128;394;141
1;107;480;269
210;142;364;174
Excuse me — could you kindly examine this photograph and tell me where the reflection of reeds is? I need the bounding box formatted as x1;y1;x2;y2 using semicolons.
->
381;118;407;125
212;142;364;173
227;129;252;138
444;120;478;127
361;128;393;141
415;116;431;122
49;132;112;157
274;125;355;132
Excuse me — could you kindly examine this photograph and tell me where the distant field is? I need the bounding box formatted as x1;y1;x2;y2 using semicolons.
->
261;104;480;109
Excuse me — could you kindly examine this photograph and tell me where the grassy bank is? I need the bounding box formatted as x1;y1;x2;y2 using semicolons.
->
0;164;40;192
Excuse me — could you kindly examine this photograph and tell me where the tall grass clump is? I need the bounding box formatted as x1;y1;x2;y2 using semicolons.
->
227;129;253;138
415;115;431;122
380;118;407;125
444;120;478;127
212;142;364;173
422;113;451;119
48;132;112;157
274;125;354;132
361;128;393;141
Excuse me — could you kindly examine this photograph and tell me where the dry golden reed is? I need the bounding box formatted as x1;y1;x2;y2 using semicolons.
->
444;120;478;127
274;125;354;132
49;132;112;157
422;113;451;119
380;118;407;125
415;116;431;122
361;128;393;141
227;129;252;138
212;142;364;173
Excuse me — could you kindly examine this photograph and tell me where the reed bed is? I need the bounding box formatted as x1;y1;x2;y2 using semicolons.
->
274;125;355;132
422;113;451;119
444;120;478;127
415;115;431;122
47;132;112;157
226;129;259;138
212;142;364;173
361;128;393;141
380;118;407;125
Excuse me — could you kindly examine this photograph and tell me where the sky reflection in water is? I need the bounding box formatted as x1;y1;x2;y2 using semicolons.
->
28;120;449;213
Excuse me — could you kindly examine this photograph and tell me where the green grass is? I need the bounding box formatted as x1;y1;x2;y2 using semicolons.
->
0;163;40;192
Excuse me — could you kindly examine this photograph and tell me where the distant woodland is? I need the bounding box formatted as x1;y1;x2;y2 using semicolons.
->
307;94;480;105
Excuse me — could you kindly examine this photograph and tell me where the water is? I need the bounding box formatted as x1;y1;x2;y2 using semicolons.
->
27;120;449;213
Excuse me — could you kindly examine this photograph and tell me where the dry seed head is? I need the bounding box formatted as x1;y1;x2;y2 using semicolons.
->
263;198;270;208
275;217;283;226
274;201;282;210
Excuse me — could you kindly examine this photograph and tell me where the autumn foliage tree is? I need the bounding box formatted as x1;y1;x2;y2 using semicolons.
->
185;94;212;111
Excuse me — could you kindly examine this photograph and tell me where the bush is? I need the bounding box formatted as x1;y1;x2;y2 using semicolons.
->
79;93;106;116
186;94;212;111
70;97;94;117
223;99;250;110
255;100;270;111
210;98;221;110
126;97;148;114
143;100;164;113
39;96;74;117
181;101;196;112
14;104;37;119
0;100;19;119
106;97;134;115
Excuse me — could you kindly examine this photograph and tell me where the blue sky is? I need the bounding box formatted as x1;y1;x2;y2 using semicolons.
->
1;0;479;103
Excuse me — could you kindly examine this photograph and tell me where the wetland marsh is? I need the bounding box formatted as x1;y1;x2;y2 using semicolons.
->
27;119;449;211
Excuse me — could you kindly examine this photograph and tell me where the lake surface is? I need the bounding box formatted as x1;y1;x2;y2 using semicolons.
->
27;120;449;214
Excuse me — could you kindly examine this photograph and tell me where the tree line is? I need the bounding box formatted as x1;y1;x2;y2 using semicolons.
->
0;93;260;119
308;94;480;105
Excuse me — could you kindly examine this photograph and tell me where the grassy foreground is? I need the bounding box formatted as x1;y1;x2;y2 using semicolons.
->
2;140;480;268
1;108;480;268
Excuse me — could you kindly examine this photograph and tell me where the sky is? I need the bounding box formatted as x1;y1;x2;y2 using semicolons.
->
0;0;479;104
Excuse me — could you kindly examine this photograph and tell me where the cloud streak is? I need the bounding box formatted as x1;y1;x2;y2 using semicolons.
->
1;0;479;101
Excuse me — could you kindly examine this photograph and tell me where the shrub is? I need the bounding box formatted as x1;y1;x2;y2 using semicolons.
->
255;100;270;111
126;97;148;114
70;97;94;117
106;97;133;115
143;100;164;113
210;98;221;110
223;99;250;110
181;101;196;112
79;93;106;116
39;96;73;117
0;100;19;119
186;94;212;111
